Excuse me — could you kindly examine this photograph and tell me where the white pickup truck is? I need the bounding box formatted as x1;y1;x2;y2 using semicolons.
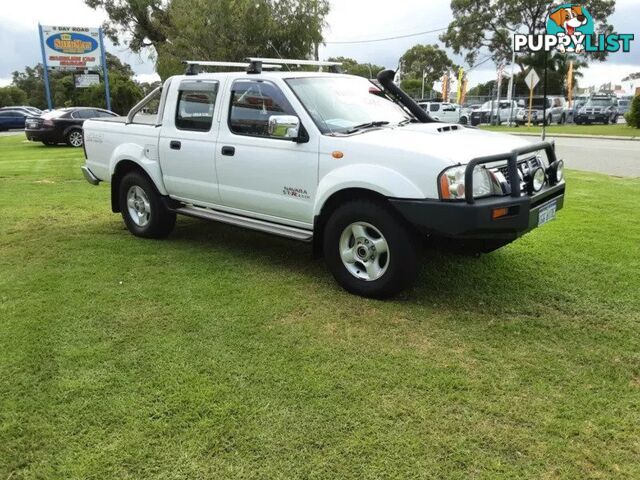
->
81;58;566;298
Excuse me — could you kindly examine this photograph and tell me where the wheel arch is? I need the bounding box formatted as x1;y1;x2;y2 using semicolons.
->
110;159;167;213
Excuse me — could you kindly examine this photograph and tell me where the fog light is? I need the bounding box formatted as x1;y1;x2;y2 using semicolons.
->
548;160;565;185
555;160;565;182
532;167;546;192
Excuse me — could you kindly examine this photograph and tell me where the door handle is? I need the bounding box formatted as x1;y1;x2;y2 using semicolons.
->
221;146;235;156
170;140;181;150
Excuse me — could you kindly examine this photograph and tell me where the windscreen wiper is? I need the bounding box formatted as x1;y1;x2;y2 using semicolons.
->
345;121;390;134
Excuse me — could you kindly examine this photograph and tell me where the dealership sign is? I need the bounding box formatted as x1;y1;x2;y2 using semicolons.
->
41;26;102;70
75;73;100;88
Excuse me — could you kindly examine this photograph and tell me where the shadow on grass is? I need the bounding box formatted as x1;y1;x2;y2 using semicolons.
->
161;217;571;313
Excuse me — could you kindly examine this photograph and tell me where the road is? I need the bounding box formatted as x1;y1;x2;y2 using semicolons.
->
2;129;639;177
529;136;640;178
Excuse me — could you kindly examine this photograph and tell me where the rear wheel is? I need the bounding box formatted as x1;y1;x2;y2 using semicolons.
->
323;199;419;298
119;171;176;239
65;128;83;147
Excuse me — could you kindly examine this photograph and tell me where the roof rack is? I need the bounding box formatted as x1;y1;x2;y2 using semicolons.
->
183;58;343;75
246;58;343;73
183;60;283;76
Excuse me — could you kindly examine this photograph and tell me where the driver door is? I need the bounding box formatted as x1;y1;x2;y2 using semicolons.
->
215;79;318;225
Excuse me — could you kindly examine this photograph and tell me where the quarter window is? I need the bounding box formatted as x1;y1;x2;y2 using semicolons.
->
429;104;440;112
229;80;296;137
175;86;218;132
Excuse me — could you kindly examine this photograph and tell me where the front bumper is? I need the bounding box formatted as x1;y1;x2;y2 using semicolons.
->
390;141;566;240
575;113;609;123
390;182;565;240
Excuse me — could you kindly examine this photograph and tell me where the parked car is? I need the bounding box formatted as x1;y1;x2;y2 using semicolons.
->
0;105;43;117
418;102;469;124
515;96;567;125
574;94;619;125
25;107;117;147
563;98;587;124
616;98;631;116
470;100;518;125
0;109;30;131
81;60;566;298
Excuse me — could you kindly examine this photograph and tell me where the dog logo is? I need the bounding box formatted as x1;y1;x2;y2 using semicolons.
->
514;3;633;54
546;4;593;53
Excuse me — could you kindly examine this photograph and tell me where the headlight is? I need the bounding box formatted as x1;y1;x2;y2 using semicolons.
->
439;165;501;200
579;107;587;114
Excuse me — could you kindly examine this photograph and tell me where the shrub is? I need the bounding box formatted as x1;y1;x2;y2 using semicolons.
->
625;94;640;128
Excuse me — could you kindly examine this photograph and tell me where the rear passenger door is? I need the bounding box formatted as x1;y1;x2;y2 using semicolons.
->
159;79;222;204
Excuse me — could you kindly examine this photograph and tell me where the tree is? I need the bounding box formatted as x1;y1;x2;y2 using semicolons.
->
0;86;28;107
625;95;640;128
86;0;331;79
326;57;385;79
440;0;616;69
10;53;143;113
400;44;457;91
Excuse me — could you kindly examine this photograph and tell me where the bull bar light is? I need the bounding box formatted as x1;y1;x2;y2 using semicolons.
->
547;159;565;185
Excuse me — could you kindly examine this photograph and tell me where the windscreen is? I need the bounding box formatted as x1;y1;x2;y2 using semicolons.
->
286;76;409;134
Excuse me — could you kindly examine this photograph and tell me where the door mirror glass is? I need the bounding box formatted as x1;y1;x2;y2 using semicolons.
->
268;115;300;139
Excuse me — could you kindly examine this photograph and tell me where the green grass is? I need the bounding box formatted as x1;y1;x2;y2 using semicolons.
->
481;124;640;137
1;134;639;479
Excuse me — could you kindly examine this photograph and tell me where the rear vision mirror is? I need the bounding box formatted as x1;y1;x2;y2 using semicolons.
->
268;115;300;140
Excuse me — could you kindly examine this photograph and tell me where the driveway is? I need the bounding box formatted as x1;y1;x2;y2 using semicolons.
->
0;130;24;137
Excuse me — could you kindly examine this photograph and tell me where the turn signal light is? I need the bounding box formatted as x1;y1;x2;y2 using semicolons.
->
492;207;510;220
332;151;344;159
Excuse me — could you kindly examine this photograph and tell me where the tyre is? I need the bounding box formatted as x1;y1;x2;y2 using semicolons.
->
459;116;468;125
65;128;83;147
559;114;566;125
323;199;419;298
119;171;176;239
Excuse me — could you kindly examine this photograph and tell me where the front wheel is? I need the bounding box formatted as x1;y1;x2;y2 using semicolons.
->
323;199;419;298
119;171;176;239
65;128;83;147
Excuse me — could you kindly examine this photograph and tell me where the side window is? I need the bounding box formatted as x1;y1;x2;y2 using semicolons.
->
229;80;296;137
73;110;95;119
175;83;218;132
429;104;440;112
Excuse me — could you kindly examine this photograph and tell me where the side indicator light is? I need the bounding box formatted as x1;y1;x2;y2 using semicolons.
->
332;151;344;159
492;207;509;220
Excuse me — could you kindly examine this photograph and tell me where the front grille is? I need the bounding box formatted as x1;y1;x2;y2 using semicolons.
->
492;155;543;195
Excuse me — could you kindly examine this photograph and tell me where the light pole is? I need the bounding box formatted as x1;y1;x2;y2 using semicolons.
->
366;63;373;79
421;69;426;100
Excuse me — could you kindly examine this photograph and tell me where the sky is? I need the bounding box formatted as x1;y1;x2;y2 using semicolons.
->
1;0;639;91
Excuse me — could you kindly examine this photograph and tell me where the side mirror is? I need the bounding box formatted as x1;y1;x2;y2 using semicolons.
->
268;115;300;140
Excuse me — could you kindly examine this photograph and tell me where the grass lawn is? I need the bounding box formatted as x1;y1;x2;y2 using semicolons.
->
481;123;640;138
1;135;639;479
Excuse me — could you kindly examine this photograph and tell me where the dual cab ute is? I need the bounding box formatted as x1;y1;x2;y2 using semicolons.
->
82;58;566;298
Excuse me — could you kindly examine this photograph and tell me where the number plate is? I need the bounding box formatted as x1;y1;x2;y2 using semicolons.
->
538;201;557;227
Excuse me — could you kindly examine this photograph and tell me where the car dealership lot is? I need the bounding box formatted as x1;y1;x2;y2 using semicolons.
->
1;135;639;478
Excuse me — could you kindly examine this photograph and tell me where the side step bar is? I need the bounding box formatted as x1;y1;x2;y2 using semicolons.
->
174;206;313;242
